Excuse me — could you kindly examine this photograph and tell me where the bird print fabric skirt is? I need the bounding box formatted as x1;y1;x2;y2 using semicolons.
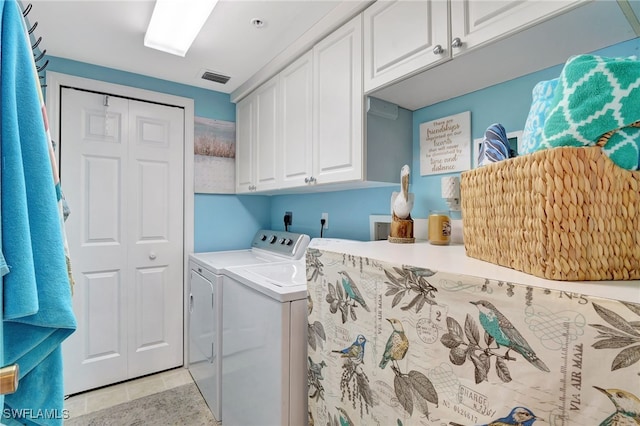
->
306;249;640;426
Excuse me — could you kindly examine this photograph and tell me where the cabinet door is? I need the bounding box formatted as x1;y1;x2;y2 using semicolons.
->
279;51;313;188
235;95;255;193
313;14;363;185
363;0;449;93
254;76;279;190
450;0;584;56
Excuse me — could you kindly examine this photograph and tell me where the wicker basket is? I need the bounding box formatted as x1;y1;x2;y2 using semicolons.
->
461;142;640;281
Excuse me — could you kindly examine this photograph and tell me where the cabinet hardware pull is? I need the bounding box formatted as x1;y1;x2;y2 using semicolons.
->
0;364;19;395
451;37;463;48
432;44;444;55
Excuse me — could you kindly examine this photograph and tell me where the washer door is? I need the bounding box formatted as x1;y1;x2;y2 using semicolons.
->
189;269;221;421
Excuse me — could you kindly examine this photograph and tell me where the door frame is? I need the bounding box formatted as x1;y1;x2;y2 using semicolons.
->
45;71;194;367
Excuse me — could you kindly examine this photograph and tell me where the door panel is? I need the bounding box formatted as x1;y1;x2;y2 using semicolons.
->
83;270;122;361
280;51;313;187
61;89;129;394
450;0;582;54
363;0;449;92
254;77;279;189
235;97;254;192
61;88;183;394
313;15;363;184
127;98;183;377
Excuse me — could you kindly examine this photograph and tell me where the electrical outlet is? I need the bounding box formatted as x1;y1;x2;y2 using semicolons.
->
321;213;328;229
285;211;293;225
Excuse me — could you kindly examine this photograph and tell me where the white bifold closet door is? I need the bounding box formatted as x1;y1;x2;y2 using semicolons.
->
60;88;184;395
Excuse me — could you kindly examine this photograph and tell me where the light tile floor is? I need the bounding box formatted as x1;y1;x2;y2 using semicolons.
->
63;367;195;420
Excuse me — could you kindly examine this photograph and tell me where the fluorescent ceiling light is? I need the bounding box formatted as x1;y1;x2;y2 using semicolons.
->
144;0;219;57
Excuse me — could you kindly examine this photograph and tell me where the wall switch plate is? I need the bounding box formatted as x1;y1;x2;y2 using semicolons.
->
321;213;328;229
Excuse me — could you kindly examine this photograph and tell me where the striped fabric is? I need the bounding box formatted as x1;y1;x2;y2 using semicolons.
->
477;123;510;166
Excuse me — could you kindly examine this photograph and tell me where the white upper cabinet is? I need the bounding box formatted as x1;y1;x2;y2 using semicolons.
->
313;14;363;185
253;76;279;191
235;13;412;194
364;0;587;94
363;0;449;93
279;51;313;189
235;75;279;193
235;95;254;193
450;0;583;55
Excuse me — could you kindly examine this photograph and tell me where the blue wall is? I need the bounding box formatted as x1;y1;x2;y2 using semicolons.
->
46;57;270;252
47;37;639;247
270;187;397;241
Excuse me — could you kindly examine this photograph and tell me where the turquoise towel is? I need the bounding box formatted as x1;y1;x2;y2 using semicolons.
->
540;54;640;170
1;1;76;424
520;78;558;155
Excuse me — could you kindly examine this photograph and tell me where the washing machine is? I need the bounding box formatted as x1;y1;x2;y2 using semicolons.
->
220;238;351;426
188;230;310;423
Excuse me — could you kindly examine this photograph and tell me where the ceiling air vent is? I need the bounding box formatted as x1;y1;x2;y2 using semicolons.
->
201;71;230;84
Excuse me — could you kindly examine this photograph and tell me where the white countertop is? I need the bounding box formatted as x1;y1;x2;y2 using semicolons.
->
312;239;640;303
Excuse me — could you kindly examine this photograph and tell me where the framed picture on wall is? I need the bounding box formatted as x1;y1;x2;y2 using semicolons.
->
419;111;472;176
194;117;236;194
472;130;522;168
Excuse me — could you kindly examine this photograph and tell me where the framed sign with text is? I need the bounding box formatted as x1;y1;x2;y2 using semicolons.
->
419;111;471;175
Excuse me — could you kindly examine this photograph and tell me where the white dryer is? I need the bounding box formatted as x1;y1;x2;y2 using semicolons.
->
188;230;310;423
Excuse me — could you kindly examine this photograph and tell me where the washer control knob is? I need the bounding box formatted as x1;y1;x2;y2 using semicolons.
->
260;234;267;241
269;235;277;244
285;238;293;246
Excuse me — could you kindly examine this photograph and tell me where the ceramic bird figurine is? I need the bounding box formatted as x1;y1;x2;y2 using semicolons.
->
594;387;640;426
479;406;538;426
392;165;414;219
379;318;409;370
332;334;366;363
470;300;550;372
338;271;370;312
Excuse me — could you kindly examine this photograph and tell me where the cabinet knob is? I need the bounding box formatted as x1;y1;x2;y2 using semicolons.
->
149;252;157;260
432;44;444;55
304;177;310;183
305;177;316;184
451;37;463;49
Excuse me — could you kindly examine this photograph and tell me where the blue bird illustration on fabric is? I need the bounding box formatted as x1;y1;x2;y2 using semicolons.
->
594;386;640;426
470;300;550;372
332;334;366;363
479;406;538;426
336;407;355;426
379;318;409;370
338;271;370;312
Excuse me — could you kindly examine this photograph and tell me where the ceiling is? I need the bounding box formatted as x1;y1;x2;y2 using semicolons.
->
24;0;366;97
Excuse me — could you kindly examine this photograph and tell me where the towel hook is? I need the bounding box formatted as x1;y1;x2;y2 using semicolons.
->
36;59;49;73
22;3;32;17
31;36;42;50
34;49;46;63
